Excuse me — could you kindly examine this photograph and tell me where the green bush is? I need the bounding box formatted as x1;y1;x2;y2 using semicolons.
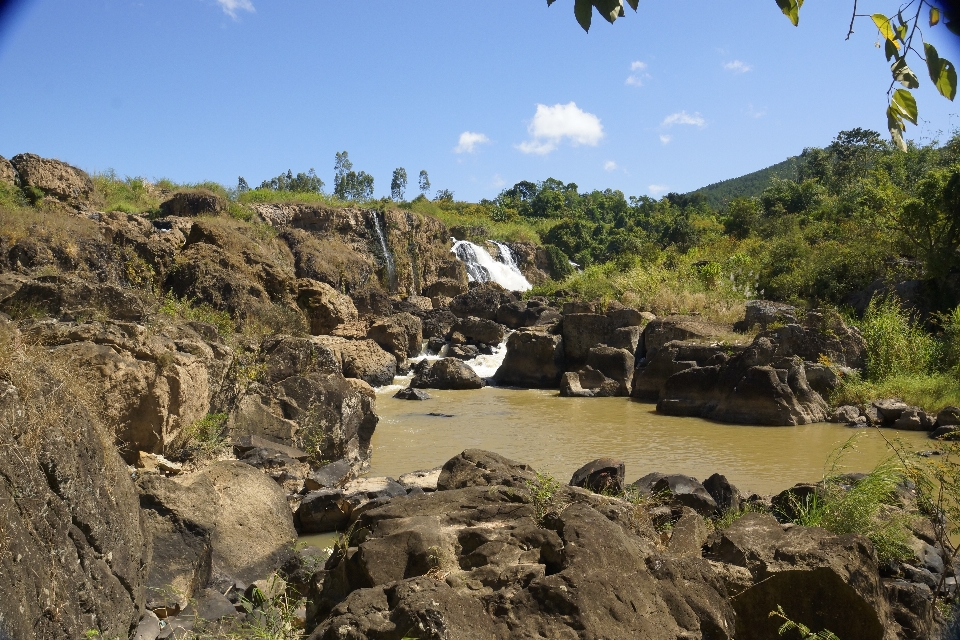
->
858;295;938;381
157;293;235;337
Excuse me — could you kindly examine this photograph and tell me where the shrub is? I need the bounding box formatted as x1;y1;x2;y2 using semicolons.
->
157;293;235;337
858;295;938;381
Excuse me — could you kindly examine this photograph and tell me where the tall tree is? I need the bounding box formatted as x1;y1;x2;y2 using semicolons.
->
418;170;431;196
391;167;408;200
334;151;375;201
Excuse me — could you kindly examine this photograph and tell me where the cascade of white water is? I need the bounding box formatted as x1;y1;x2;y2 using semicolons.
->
450;239;532;292
370;211;397;291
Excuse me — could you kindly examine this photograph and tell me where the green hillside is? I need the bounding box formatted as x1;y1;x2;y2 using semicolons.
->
689;156;800;208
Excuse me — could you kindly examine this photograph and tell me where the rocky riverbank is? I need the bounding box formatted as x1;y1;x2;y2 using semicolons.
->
0;153;957;639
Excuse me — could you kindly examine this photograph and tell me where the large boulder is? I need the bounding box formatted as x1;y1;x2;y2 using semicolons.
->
451;315;506;345
569;457;625;493
586;345;634;396
559;367;620;397
423;277;467;298
367;312;423;361
138;461;297;587
708;513;895;639
296;278;359;335
313;336;396;386
496;299;561;329
310;455;735;639
632;340;735;401
493;328;564;388
10;153;94;203
0;373;148;640
449;284;514;321
436;449;537;490
410;357;484;390
25;319;231;459
0;275;147;322
158;189;227;217
296;476;408;533
641;315;728;357
562;313;612;366
760;315;867;370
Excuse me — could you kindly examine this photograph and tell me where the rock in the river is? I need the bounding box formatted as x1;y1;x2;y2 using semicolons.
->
296;477;407;533
436;449;536;490
394;387;431;400
586;345;635;396
496;299;560;329
493;328;564;388
559;367;619;397
894;407;936;431
411;357;484;390
562;313;612;366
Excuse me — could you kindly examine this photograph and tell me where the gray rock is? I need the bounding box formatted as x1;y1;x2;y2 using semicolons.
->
493;328;564;388
569;458;625;494
559;367;619;398
736;300;797;332
651;474;718;516
304;458;354;491
894;407;936;431
937;406;960;427
132;611;163;640
873;398;908;423
393;387;432;400
586;345;634;396
830;405;861;424
411;358;484;390
703;473;742;513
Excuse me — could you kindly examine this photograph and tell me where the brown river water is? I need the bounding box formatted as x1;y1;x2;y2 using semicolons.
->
368;386;931;497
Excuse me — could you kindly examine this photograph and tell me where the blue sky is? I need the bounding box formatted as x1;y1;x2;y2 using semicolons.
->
1;1;958;201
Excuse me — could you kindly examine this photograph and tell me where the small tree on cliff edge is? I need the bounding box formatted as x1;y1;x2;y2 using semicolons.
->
391;167;407;201
418;170;431;197
334;151;375;201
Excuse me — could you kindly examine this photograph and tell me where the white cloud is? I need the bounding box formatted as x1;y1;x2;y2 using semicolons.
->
659;134;672;144
626;60;650;87
661;111;706;128
491;174;506;188
723;60;752;73
517;102;604;155
603;160;617;171
747;103;767;119
648;184;669;196
217;0;254;18
454;131;490;154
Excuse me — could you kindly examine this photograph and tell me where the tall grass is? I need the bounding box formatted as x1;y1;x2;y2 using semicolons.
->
858;295;939;380
403;197;549;244
788;436;912;563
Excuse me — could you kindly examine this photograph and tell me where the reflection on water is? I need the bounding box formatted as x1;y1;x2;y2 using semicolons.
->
370;387;931;496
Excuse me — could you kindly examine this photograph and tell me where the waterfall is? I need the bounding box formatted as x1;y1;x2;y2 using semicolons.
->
370;211;397;292
451;239;532;292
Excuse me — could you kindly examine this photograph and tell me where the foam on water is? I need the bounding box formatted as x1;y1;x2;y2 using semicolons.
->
376;336;510;394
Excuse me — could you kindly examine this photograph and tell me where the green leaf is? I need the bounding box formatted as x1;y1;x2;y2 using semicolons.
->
887;106;908;151
925;42;958;100
896;23;908;42
775;0;800;27
885;39;898;62
891;58;920;89
892;88;918;124
574;0;593;31
930;7;940;26
625;0;639;10
872;14;900;48
593;0;623;24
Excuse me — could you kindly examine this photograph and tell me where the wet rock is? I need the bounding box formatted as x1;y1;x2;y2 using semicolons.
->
138;460;297;585
367;312;423;361
159;189;227;217
831;405;861;423
296;279;359;335
451;315;505;345
493;328;564;388
894;407;936;431
410;357;484;390
425;336;446;354
447;344;480;360
393;387;431;400
559;367;619;398
11;152;94;203
414;308;458;341
569;457;625;493
586;345;634;396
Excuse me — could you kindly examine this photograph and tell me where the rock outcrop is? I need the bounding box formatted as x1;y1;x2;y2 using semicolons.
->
493;328;564;388
10;153;94;203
